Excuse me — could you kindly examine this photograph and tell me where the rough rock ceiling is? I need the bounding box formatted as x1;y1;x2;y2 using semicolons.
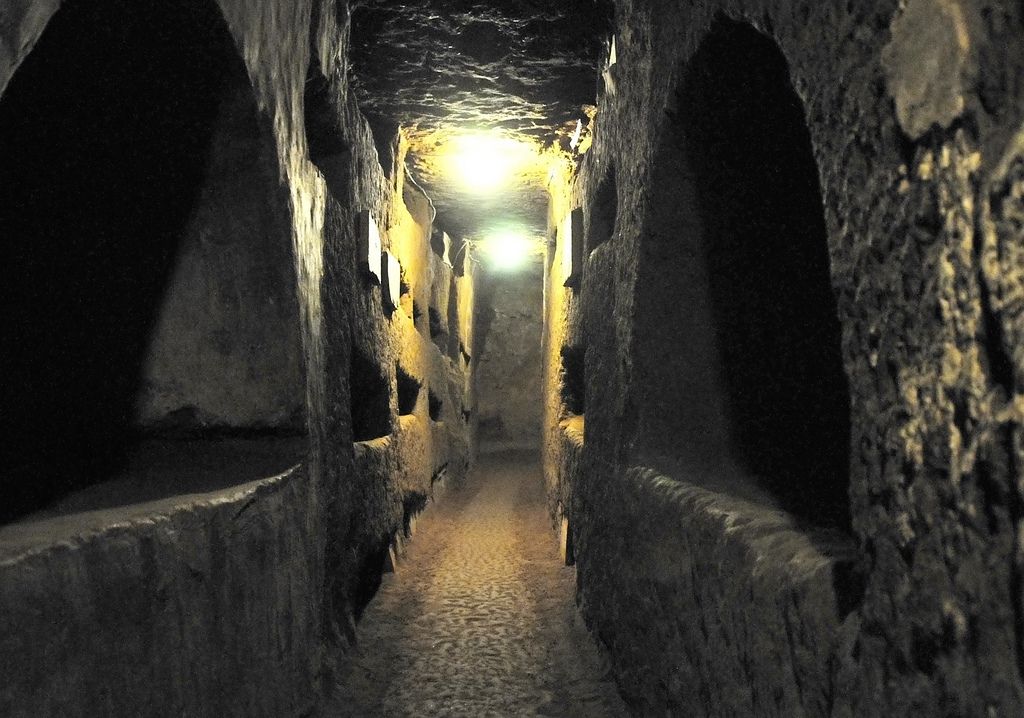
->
349;0;610;242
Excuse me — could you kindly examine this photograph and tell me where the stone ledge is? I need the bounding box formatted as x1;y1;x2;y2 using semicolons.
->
580;465;857;717
0;464;321;718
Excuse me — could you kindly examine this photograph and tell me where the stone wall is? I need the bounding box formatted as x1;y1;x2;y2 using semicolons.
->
0;0;478;714
134;75;305;433
543;0;1024;715
476;263;546;448
0;465;319;718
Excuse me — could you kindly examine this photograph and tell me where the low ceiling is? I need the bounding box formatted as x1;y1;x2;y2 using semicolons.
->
349;0;611;244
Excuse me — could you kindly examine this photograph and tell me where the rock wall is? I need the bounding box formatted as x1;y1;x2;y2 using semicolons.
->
476;264;546;448
543;0;1024;715
0;0;478;715
134;69;305;433
0;465;320;718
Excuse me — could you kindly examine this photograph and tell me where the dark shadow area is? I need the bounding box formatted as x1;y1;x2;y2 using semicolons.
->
446;277;462;361
0;0;242;524
587;165;618;253
560;345;586;416
429;307;448;352
679;17;850;528
305;53;351;200
429;390;443;422
351;535;391;621
401;491;428;536
367;115;400;176
396;364;422;416
351;350;392;441
16;438;307;522
133;63;305;442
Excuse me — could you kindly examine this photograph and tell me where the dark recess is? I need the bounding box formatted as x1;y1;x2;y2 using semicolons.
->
351;535;390;620
0;0;239;523
304;53;350;198
367;115;399;175
402;492;428;537
428;307;448;352
679;17;851;528
396;364;421;416
446;277;462;360
587;165;618;253
560;345;586;416
429;390;443;422
350;350;392;441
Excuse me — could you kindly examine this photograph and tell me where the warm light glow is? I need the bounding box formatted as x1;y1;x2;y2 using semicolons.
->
443;133;540;194
480;231;538;271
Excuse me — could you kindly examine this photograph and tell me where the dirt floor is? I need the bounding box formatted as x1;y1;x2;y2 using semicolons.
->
327;449;628;717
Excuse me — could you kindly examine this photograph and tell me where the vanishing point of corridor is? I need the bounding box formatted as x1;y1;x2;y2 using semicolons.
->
329;450;626;717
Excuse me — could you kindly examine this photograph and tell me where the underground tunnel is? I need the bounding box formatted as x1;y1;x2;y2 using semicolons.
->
2;1;1024;716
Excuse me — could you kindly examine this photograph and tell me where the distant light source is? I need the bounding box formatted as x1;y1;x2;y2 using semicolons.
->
445;133;537;194
481;231;536;271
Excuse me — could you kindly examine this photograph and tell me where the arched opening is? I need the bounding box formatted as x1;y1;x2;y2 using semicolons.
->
632;17;850;528
0;0;305;523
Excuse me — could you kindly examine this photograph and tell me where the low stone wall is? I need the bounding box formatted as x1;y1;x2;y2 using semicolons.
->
578;466;857;717
0;465;320;718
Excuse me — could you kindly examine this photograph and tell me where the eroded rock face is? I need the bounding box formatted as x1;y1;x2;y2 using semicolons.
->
0;1;481;715
474;262;545;446
542;0;1024;715
349;0;611;239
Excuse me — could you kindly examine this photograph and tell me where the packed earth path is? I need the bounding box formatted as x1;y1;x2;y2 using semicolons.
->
327;449;628;717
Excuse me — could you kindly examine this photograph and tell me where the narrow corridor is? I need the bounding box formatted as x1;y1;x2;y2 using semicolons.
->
328;449;627;717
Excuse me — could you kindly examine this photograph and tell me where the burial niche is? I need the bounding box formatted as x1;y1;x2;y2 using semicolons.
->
633;17;851;528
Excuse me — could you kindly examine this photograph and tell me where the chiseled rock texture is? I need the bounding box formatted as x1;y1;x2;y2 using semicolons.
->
348;0;611;239
0;468;319;718
475;263;546;448
0;0;478;715
543;0;1024;715
134;75;305;432
583;468;856;716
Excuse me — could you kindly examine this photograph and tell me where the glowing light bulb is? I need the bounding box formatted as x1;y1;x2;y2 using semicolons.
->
483;232;534;271
445;133;533;194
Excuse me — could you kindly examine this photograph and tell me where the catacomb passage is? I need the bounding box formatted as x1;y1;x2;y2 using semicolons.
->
328;451;626;716
2;1;1024;717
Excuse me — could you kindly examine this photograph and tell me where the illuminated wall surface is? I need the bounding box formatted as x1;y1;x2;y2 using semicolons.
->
1;0;1024;716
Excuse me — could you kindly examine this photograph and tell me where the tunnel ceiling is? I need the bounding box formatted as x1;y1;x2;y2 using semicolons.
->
349;0;610;242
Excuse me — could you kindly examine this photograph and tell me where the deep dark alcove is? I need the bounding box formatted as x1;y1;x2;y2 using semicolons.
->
560;345;586;416
0;0;239;523
428;390;443;422
429;307;448;352
679;18;851;528
350;350;392;441
396;365;421;416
